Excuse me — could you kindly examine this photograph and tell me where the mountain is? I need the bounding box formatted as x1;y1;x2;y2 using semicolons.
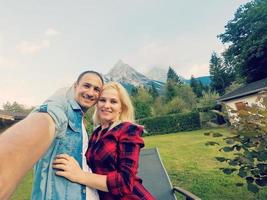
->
104;60;164;92
196;76;211;85
146;66;209;85
184;76;211;85
104;60;210;93
105;60;151;86
145;67;168;82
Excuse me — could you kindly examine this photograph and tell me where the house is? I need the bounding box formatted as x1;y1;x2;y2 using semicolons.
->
218;77;267;122
0;110;27;129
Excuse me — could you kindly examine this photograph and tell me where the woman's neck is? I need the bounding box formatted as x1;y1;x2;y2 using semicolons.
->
101;119;120;130
101;122;110;130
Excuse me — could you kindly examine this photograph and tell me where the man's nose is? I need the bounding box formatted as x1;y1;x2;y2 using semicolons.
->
86;87;96;96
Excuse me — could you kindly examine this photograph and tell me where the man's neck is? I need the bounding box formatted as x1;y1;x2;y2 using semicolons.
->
77;103;88;114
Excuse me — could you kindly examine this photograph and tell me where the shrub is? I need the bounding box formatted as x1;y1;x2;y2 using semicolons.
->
138;112;201;135
207;96;267;193
165;97;188;114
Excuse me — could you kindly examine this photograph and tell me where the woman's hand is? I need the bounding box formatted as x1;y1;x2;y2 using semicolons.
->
53;154;84;183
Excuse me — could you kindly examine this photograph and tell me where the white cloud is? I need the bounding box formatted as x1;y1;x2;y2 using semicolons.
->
0;56;18;69
45;28;60;36
124;41;173;73
0;79;44;108
124;36;218;78
16;39;50;55
184;64;210;78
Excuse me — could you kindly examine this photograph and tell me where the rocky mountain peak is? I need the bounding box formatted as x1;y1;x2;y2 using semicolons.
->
105;60;150;86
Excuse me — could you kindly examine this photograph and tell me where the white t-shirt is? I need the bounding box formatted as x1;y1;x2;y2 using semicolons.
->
82;123;100;200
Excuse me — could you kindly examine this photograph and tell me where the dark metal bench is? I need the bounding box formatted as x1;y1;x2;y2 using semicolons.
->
138;148;201;200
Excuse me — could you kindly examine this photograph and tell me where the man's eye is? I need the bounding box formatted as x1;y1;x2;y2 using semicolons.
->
99;99;105;102
94;88;101;92
84;84;91;88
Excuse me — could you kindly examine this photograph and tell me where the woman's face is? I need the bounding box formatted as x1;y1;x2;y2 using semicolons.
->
97;88;122;124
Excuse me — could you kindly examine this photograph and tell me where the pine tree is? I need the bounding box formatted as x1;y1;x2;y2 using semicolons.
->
190;75;204;97
167;66;182;84
148;82;159;99
165;66;183;102
209;52;235;95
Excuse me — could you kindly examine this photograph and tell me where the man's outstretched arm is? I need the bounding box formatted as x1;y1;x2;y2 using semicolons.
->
0;112;55;200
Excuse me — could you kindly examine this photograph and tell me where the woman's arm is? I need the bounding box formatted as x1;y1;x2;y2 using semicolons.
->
105;124;144;196
53;154;108;192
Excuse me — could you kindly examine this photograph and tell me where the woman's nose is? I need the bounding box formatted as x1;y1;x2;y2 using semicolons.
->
103;101;111;108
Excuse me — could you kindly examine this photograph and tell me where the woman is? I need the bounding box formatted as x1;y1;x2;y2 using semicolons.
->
53;82;155;200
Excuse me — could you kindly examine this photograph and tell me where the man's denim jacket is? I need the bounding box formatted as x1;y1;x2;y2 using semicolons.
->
31;87;87;200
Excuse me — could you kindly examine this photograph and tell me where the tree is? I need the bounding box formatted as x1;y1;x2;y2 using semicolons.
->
197;90;220;127
197;90;220;110
209;52;235;95
165;97;188;114
167;66;182;84
148;82;159;100
2;101;32;114
206;96;267;193
224;81;244;94
176;84;197;110
165;67;183;102
164;81;177;102
151;97;166;116
219;0;267;83
190;75;205;97
131;86;153;119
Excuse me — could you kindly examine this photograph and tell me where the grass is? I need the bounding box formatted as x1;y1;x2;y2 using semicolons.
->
11;171;33;200
10;128;267;200
143;128;267;200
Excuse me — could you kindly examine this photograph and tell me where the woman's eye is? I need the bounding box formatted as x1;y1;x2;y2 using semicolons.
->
111;100;117;104
99;99;105;102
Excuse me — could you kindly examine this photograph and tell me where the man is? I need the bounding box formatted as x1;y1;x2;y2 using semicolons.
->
0;71;104;200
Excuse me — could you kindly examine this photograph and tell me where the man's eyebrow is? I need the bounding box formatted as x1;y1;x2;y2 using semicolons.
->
84;82;102;90
94;86;101;91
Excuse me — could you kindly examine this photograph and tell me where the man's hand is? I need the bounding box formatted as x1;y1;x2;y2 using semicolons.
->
0;113;55;200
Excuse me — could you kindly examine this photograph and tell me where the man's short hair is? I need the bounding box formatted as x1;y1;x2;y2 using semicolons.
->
76;70;104;84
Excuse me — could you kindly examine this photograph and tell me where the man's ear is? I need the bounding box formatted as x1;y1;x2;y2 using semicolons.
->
74;82;78;89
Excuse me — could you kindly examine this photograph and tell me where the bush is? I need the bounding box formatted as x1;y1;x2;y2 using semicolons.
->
138;112;201;135
133;100;152;119
207;96;267;193
165;97;188;114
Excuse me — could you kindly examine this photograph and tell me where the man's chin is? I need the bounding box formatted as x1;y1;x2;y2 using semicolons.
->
79;101;96;111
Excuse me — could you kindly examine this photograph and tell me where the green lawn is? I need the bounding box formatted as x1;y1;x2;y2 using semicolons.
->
11;128;267;200
144;128;267;200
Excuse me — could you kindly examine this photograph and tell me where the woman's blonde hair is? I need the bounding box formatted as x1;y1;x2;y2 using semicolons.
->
93;82;135;126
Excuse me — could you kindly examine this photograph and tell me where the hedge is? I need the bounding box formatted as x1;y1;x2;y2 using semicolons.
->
138;112;201;136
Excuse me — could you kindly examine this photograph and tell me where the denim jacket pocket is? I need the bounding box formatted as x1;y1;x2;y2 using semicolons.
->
68;120;79;133
56;121;79;155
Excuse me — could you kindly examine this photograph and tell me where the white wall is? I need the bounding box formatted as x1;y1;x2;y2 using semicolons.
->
223;91;267;123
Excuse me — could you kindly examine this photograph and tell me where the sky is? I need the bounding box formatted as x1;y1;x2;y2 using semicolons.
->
0;0;251;108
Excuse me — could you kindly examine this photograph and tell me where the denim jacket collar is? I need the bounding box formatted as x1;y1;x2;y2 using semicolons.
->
67;86;83;111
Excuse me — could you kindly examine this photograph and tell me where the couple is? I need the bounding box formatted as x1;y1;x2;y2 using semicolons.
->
0;71;155;200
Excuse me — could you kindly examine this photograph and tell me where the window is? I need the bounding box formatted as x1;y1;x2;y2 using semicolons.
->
235;101;247;111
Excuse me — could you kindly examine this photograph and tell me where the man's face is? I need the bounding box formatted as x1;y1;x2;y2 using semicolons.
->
74;73;103;109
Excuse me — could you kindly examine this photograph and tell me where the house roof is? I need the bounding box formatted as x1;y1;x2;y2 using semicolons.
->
218;77;267;102
0;110;28;120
